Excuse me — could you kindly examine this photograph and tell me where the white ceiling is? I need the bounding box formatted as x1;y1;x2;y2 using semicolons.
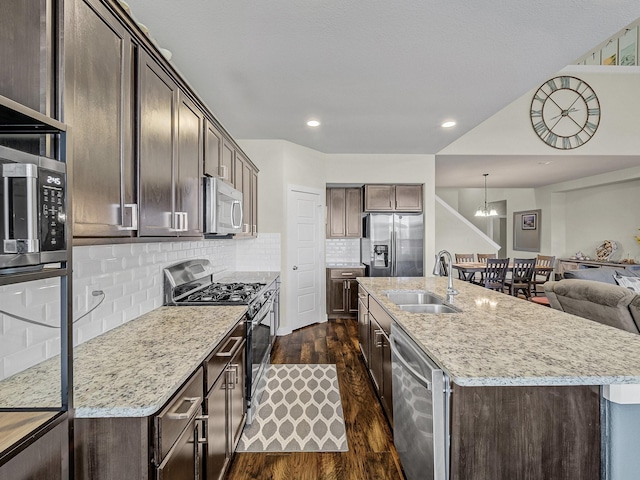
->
124;0;640;186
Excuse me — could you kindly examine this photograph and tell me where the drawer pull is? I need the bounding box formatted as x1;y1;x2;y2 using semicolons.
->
358;293;367;299
341;272;354;276
166;396;200;420
216;336;243;357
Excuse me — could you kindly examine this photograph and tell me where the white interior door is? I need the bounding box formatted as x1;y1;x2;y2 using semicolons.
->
286;186;324;332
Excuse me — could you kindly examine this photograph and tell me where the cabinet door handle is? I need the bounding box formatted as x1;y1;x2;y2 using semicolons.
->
358;293;367;299
252;224;257;234
166;396;200;420
120;203;138;230
182;212;188;232
374;329;384;348
216;336;243;357
219;164;228;180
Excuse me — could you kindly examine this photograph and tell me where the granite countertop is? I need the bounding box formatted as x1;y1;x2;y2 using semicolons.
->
0;305;246;418
357;276;640;387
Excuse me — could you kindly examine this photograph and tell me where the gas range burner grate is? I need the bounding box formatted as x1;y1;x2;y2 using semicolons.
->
183;282;265;305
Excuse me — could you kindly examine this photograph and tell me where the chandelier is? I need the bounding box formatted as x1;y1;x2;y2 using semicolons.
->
474;173;498;217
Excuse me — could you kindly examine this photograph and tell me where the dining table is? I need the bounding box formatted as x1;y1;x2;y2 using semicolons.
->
451;262;554;281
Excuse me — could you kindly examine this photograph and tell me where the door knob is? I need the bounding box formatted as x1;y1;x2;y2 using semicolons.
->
293;265;298;270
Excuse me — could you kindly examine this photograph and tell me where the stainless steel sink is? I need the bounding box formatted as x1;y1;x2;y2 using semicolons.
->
386;291;444;305
398;304;461;314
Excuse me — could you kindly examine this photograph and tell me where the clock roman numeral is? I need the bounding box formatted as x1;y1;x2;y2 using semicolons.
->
588;108;600;116
534;121;548;135
585;121;598;134
546;79;558;92
533;93;547;103
560;76;570;89
584;93;597;102
573;134;585;147
545;133;558;147
530;109;542;118
562;137;571;149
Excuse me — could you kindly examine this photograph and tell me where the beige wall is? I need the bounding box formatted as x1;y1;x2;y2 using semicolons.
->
440;67;640;156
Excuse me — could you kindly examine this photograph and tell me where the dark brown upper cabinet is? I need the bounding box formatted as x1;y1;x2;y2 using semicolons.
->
363;184;422;212
65;0;137;237
327;188;362;238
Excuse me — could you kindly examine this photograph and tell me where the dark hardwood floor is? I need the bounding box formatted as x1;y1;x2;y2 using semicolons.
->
225;318;405;480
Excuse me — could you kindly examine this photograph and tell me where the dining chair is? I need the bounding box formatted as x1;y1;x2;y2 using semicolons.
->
531;255;556;296
437;254;449;276
475;253;497;285
482;258;510;292
505;258;537;298
455;253;476;282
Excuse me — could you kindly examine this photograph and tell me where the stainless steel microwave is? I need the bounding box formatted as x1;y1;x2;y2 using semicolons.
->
0;145;67;273
204;176;242;236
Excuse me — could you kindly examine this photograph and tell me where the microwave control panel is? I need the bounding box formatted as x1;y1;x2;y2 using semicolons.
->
40;169;66;252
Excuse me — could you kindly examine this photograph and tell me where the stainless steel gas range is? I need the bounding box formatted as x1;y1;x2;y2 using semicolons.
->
163;259;280;424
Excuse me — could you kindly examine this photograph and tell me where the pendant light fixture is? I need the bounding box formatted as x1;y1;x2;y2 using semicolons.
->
474;173;498;217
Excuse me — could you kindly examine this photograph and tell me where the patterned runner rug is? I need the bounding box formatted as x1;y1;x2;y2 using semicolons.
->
237;364;348;452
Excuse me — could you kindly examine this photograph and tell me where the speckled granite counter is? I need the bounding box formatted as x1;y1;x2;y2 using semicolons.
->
358;276;640;387
0;305;246;417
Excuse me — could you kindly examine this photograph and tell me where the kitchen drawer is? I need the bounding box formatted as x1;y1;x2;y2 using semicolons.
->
154;367;204;462
205;319;246;392
369;297;392;335
329;268;365;279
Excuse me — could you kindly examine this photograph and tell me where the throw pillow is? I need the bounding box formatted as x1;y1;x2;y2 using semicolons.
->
615;274;640;293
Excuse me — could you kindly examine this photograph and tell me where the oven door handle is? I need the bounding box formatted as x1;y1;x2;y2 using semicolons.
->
251;295;276;326
216;336;243;357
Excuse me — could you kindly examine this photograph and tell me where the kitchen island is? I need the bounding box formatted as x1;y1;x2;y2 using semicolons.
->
357;276;640;480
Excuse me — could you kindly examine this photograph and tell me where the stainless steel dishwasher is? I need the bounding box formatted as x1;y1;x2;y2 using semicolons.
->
390;323;450;480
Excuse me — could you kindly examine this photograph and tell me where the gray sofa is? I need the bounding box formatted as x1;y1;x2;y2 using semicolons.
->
544;268;640;334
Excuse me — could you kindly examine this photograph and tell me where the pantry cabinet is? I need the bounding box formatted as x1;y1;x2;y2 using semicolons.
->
0;0;56;155
326;188;362;238
363;184;422;212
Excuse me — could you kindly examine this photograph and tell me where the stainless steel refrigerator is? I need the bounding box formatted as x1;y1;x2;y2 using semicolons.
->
361;213;424;277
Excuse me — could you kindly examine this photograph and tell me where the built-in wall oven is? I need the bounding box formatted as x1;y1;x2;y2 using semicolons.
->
0;145;66;273
163;259;279;425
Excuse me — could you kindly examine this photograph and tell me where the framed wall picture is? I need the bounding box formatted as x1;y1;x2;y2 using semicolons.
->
513;209;541;252
522;213;537;230
619;26;638;66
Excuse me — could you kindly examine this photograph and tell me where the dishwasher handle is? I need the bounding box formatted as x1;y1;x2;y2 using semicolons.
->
389;335;432;391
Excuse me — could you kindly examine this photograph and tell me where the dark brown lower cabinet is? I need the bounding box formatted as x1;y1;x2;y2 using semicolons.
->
449;383;600;480
74;320;246;480
327;268;365;319
0;415;68;480
358;291;393;425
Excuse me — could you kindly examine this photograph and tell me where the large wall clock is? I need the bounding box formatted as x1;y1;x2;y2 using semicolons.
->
529;75;600;150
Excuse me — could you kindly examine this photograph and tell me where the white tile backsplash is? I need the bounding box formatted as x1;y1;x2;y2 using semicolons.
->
0;235;281;381
235;233;281;272
325;238;361;264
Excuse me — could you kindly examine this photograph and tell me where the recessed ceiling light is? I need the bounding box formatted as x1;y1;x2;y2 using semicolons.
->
307;120;321;127
441;121;456;128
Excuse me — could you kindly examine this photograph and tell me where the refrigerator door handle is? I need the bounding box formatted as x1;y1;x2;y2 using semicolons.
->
392;230;396;276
